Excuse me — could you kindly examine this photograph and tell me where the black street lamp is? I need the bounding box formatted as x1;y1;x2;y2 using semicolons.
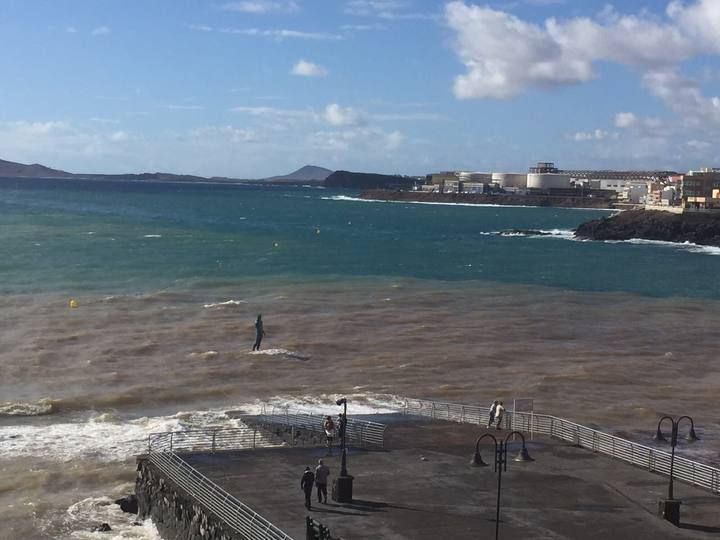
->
471;431;534;540
654;415;699;526
332;397;353;503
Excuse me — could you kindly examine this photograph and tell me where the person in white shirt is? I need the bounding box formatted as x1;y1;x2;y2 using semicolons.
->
487;400;499;428
495;402;505;430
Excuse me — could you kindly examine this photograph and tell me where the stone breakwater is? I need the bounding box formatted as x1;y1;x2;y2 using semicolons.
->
574;209;720;246
358;189;614;208
136;459;239;540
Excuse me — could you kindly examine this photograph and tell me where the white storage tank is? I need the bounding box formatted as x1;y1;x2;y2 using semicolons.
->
492;172;527;188
527;173;571;190
458;171;492;183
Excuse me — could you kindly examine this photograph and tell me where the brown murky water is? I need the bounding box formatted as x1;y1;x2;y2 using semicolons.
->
2;276;719;538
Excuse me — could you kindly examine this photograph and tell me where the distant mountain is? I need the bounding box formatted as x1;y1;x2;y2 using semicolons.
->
0;158;73;178
262;165;333;183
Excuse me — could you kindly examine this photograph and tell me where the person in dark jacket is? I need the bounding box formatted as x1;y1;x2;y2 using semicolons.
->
300;467;315;510
252;314;265;351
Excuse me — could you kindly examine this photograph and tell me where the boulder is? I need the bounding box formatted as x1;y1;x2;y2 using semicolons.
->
92;523;112;532
115;494;139;514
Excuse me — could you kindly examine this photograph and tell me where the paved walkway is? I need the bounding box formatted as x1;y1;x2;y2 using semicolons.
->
182;418;719;539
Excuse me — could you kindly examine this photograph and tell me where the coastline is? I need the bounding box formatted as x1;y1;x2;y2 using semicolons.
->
357;188;620;209
575;209;720;247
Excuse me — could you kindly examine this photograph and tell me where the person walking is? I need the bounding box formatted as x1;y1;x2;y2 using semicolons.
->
300;466;315;510
495;401;505;430
252;314;265;351
315;459;330;504
487;400;499;428
323;416;335;454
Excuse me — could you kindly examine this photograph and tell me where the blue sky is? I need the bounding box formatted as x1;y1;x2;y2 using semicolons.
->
0;0;719;178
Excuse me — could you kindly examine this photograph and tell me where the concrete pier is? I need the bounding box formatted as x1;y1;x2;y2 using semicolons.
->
138;417;720;539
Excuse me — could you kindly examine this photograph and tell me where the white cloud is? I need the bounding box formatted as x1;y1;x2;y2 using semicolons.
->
189;126;258;143
91;26;110;36
341;23;386;31
345;0;436;20
384;130;404;150
323;104;363;126
308;126;404;153
642;68;720;126
445;1;720;100
166;104;206;110
291;60;328;77
571;129;612;141
614;112;637;128
65;26;77;33
220;1;299;14
230;106;310;119
189;25;342;40
109;131;128;142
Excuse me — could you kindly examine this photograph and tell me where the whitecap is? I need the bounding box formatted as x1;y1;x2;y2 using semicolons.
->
142;234;162;238
249;348;309;361
608;238;720;256
188;350;219;359
0;399;54;417
203;299;247;308
0;408;260;462
65;495;162;539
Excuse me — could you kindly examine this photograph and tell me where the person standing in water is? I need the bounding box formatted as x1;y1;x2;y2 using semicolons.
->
252;314;265;351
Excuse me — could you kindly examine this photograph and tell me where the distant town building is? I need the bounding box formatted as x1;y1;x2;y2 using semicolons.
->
681;168;720;210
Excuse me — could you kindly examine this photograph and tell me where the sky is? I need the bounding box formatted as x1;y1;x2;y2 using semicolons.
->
0;0;719;178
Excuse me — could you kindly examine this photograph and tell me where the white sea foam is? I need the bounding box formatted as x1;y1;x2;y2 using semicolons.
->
188;350;219;359
610;238;720;255
259;393;407;416
482;229;576;240
203;299;247;308
65;495;161;539
0;399;54;416
323;195;614;212
142;234;162;238
249;348;310;361
0;408;253;462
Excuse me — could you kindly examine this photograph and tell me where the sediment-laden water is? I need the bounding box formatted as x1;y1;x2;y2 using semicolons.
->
1;178;719;538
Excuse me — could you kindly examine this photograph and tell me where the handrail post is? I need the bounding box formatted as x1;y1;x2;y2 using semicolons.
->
170;432;174;452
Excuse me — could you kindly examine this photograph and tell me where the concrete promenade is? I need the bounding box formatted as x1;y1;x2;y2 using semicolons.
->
181;417;719;539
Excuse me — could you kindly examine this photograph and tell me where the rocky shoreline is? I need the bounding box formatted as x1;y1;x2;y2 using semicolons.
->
574;210;720;246
358;189;615;209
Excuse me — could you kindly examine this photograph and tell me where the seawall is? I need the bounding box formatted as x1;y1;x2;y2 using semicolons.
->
136;457;240;540
358;189;615;208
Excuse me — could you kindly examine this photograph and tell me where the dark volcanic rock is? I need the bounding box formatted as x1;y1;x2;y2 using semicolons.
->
326;171;415;189
92;523;112;532
574;210;720;246
115;494;139;514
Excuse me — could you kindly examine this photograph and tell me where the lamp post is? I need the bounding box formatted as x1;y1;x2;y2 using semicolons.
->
332;397;353;503
471;431;534;540
654;415;698;526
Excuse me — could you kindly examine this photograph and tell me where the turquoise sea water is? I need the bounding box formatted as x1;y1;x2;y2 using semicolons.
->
3;177;720;538
1;176;719;298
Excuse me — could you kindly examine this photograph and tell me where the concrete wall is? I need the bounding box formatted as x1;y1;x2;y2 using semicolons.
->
136;458;240;540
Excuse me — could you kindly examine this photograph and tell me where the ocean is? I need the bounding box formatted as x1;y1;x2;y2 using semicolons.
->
1;177;719;538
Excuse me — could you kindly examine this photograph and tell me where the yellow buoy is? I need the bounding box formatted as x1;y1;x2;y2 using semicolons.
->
69;299;78;309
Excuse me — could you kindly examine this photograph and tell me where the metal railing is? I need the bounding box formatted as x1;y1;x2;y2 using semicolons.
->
402;398;720;495
148;426;285;453
252;412;387;448
148;449;294;540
